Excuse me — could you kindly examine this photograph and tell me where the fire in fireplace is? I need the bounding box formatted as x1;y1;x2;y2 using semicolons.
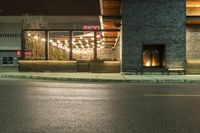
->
143;45;165;67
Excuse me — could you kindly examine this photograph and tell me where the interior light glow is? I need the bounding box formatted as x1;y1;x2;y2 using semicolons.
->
34;36;38;40
41;38;46;42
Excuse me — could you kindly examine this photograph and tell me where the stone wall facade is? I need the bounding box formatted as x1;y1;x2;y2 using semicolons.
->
122;0;186;72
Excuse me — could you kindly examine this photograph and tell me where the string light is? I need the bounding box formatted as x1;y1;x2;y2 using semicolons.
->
41;38;46;42
57;40;61;43
33;36;38;40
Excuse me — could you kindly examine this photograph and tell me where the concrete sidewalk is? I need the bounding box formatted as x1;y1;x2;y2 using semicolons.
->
1;72;200;83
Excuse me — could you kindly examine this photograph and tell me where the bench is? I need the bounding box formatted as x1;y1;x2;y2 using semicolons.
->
141;68;167;75
123;69;142;75
167;68;185;75
76;60;90;72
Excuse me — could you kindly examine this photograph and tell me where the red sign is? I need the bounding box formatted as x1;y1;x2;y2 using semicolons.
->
17;50;32;56
25;51;32;56
17;50;21;56
83;25;100;30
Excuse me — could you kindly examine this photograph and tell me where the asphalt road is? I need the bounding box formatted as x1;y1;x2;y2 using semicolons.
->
0;79;200;133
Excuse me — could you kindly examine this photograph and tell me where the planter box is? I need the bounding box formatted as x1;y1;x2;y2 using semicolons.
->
19;60;77;72
90;61;120;73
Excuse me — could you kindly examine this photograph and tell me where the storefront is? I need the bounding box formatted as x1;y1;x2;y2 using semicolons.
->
1;0;200;74
19;28;121;72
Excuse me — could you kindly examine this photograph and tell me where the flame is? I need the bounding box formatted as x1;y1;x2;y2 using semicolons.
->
152;57;159;66
145;60;151;66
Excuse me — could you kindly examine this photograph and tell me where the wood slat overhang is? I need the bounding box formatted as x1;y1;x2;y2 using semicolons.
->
99;0;122;47
101;0;122;29
187;0;200;16
186;0;200;24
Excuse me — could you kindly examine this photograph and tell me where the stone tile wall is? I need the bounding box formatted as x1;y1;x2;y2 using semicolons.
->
186;25;200;61
122;0;186;71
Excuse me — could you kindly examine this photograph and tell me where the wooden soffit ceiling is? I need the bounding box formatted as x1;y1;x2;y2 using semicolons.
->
101;0;122;16
186;0;200;16
100;0;122;29
186;0;200;24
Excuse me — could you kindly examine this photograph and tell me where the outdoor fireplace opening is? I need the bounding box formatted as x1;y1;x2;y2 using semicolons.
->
143;45;165;67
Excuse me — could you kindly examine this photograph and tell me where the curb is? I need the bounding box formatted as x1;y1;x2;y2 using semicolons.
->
1;74;200;83
0;74;126;83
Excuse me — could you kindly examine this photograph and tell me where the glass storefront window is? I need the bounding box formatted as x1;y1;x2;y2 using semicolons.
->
97;31;120;61
72;31;94;60
49;31;70;60
3;57;13;64
24;31;45;60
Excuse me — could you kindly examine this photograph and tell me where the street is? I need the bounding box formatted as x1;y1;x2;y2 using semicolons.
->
0;79;200;133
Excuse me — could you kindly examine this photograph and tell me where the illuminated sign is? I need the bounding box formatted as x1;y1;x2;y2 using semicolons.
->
17;50;32;56
83;25;100;30
25;51;32;56
17;50;21;56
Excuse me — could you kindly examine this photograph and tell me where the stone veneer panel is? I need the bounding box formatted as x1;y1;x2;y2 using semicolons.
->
122;0;186;72
186;25;200;60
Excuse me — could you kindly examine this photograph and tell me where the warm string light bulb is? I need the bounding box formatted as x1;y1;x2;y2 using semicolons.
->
41;38;46;42
33;36;38;40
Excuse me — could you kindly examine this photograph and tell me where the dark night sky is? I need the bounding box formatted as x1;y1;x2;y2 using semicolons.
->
0;0;100;16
